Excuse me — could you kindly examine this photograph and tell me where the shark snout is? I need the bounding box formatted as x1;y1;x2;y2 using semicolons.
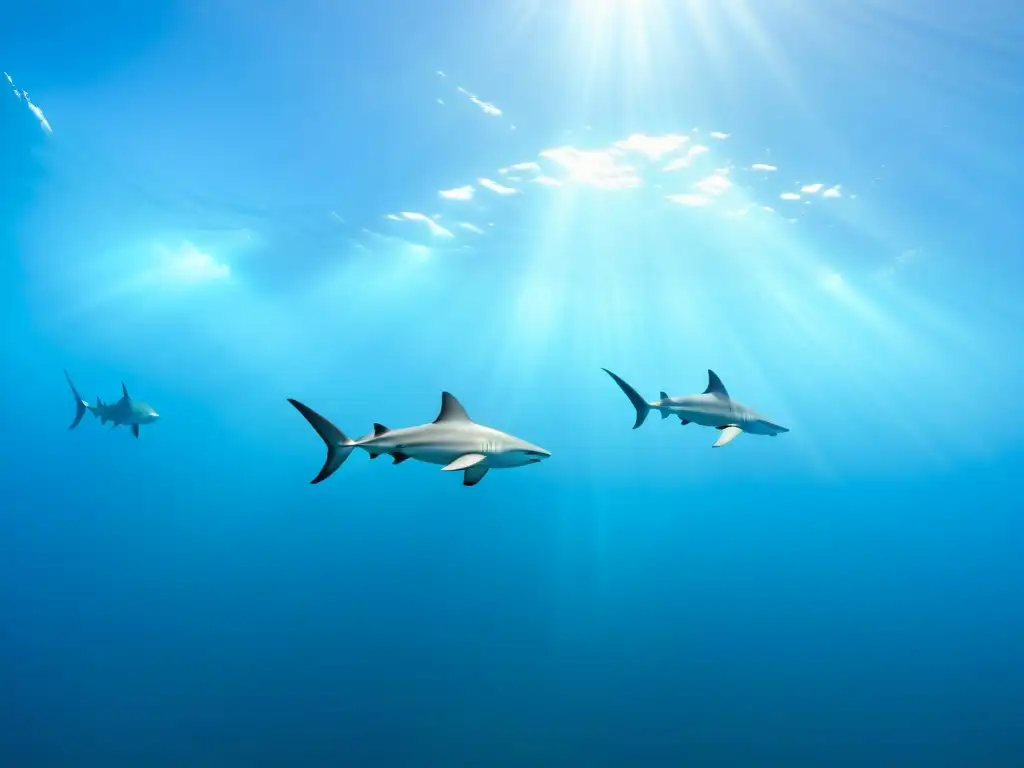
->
524;448;551;463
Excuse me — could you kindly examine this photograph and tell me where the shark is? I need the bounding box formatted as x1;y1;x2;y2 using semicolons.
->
288;391;551;487
65;370;161;438
602;368;789;448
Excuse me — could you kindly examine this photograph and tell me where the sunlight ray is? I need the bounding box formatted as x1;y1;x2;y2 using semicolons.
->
676;211;958;464
719;1;814;116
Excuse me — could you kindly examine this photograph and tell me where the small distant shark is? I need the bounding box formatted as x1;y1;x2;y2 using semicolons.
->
65;370;161;438
602;368;789;448
288;391;551;487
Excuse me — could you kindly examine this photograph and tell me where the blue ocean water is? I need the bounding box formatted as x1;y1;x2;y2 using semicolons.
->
3;1;1023;765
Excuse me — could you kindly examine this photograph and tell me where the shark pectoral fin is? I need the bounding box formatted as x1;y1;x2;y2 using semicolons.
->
131;424;140;439
712;425;743;448
442;453;486;471
392;452;410;465
463;466;488;486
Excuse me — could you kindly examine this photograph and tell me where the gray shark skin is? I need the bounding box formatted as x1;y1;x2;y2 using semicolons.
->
601;368;789;448
65;371;160;439
288;391;551;487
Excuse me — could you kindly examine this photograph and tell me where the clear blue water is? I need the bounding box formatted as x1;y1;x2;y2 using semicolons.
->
3;2;1023;765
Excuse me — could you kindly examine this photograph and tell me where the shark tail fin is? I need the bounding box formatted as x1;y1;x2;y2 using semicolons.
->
601;368;652;429
64;370;88;430
287;398;357;484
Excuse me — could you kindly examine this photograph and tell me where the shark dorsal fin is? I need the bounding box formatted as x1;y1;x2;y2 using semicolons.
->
703;370;729;399
121;382;131;400
434;392;471;423
373;423;390;437
659;391;668;400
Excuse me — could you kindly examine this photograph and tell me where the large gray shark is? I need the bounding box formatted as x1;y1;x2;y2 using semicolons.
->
602;368;789;448
65;370;161;438
288;391;551;487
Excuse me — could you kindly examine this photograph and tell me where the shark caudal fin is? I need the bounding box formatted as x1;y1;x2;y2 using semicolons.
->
601;368;652;429
64;370;88;430
287;398;357;484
